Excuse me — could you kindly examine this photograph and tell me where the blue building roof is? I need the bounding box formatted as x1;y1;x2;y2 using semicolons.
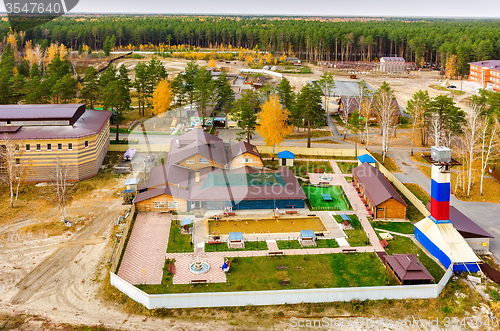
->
300;230;316;238
340;214;351;221
229;232;244;241
357;154;377;164
278;150;295;159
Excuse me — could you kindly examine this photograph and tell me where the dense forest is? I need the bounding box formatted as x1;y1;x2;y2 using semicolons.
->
1;16;500;75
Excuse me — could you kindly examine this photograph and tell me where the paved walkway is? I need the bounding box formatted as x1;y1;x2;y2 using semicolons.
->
118;213;171;285
329;160;385;252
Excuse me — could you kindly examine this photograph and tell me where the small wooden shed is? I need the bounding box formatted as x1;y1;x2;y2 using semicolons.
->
278;150;295;166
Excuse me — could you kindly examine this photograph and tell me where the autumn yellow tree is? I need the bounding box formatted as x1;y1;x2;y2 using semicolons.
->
445;55;458;79
265;52;273;64
208;58;216;67
256;95;293;147
152;78;173;116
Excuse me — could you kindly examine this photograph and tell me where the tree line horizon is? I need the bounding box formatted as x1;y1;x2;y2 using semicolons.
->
2;16;500;76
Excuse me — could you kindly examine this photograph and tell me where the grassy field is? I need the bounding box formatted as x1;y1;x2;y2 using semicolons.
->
430;85;465;95
137;253;394;294
285;130;332;140
403;183;431;206
167;220;194;253
302;185;350;210
371;221;415;234
276;238;339;249
370;152;401;172
385;235;445;280
337;161;357;174
262;160;333;177
205;241;268;252
333;214;369;246
417;164;500;204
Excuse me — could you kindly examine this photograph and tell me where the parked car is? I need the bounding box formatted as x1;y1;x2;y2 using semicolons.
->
447;85;457;89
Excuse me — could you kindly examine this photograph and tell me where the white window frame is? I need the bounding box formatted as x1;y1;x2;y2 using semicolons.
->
167;201;178;209
242;157;252;164
84;140;89;148
36;144;41;151
68;143;73;151
154;201;165;209
57;143;62;151
25;144;30;151
199;158;210;164
185;159;195;164
47;143;52;151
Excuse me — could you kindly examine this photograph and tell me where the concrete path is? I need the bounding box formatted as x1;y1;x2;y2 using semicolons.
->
118;213;171;285
329;160;385;252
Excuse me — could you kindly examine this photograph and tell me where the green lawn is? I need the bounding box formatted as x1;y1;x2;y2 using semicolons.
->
205;241;268;252
137;253;395;294
337;161;357;174
302;185;350;210
372;221;415;234
276;238;339;249
392;185;426;223
370;152;401;172
403;183;431;206
333;214;370;246
166;220;194;253
262;160;332;177
385;235;445;280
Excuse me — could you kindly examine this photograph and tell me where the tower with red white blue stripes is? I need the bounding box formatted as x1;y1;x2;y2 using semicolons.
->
414;146;481;273
430;146;452;224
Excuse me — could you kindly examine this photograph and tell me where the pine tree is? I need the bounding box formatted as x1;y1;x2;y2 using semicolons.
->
295;83;325;148
81;66;99;109
232;90;260;143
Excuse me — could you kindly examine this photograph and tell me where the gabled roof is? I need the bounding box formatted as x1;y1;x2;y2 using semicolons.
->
353;163;407;207
228;141;261;160
167;128;227;165
145;164;190;189
384;254;434;281
357;154;377;164
278;150;295;159
425;202;493;238
133;186;190;203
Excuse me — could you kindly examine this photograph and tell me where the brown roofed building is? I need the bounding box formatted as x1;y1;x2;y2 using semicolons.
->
352;163;407;219
0;104;110;182
381;253;434;285
227;141;263;169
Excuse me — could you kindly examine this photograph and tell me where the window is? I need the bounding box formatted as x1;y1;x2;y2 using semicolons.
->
6;120;11;125
242;158;252;163
25;144;30;151
199;158;209;164
36;144;41;151
377;208;384;211
167;201;178;209
154;201;165;209
58;143;62;151
47;144;52;151
84;141;89;148
68;143;73;150
185;159;195;164
15;158;20;165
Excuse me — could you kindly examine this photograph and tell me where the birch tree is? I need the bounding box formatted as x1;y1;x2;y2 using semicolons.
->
407;90;430;155
52;158;75;222
479;117;499;195
374;82;398;164
256;95;293;147
461;102;483;197
356;80;372;145
0;135;29;207
318;71;335;114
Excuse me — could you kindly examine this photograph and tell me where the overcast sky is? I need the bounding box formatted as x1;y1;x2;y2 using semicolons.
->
2;0;500;18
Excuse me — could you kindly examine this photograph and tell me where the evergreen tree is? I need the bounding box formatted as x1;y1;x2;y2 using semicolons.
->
276;77;296;112
232;90;260;143
81;66;99;109
295;83;325;148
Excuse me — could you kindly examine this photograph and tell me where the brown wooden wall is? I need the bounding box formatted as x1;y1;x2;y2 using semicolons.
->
177;153;225;170
135;194;188;212
229;153;263;168
375;198;407;219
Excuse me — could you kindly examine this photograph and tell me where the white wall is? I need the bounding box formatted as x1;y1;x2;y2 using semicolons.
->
111;266;453;309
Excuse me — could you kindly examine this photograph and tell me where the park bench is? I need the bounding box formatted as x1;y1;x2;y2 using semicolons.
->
224;212;236;216
313;169;324;173
342;248;357;253
286;210;298;214
268;251;284;256
191;279;207;284
379;239;389;248
168;263;176;274
208;241;222;244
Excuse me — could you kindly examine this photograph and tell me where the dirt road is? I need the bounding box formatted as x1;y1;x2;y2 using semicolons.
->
9;201;123;305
